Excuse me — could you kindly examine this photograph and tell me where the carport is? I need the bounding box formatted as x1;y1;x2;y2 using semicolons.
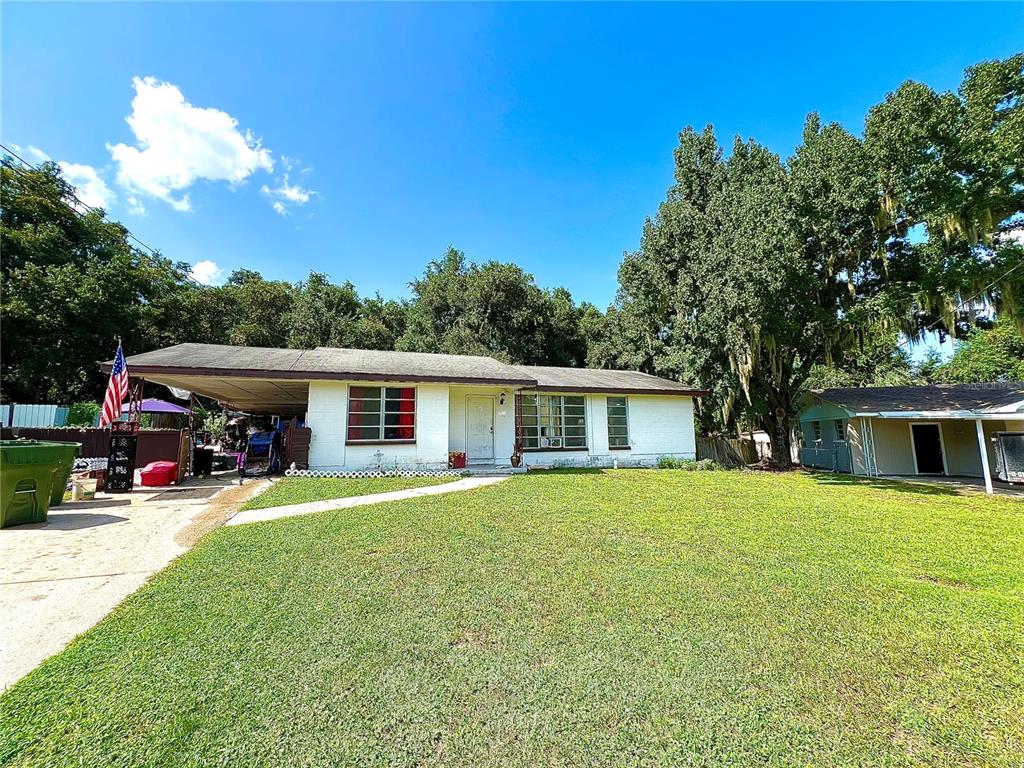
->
799;383;1024;494
106;344;314;415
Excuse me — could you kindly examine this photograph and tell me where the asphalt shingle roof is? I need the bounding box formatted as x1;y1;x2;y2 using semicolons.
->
118;344;703;394
513;365;703;394
813;383;1024;414
121;343;535;385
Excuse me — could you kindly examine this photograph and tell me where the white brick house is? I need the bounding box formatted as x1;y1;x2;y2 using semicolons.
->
116;344;703;471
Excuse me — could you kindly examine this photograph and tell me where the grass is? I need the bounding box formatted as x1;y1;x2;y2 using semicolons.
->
240;475;455;510
2;470;1022;767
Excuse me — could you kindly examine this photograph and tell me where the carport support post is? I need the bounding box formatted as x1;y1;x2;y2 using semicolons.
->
975;418;994;495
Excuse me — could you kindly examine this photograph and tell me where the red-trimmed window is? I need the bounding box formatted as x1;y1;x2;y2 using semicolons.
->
347;386;416;442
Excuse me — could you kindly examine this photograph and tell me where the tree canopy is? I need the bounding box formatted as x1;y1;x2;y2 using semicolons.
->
397;247;592;366
926;319;1024;384
602;54;1023;463
1;161;189;402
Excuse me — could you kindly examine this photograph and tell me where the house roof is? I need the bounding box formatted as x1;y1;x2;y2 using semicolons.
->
118;343;537;386
104;343;702;411
810;382;1024;417
514;365;705;396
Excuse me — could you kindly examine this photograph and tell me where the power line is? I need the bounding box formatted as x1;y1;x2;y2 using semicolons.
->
848;254;1024;376
0;142;195;282
894;256;1024;354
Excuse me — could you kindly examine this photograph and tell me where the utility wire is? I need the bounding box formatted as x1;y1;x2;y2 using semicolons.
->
892;256;1023;356
1;142;200;284
842;250;1024;379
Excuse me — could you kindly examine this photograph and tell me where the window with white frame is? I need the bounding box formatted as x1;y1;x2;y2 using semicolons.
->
521;394;587;449
346;386;416;443
606;396;629;448
834;419;846;442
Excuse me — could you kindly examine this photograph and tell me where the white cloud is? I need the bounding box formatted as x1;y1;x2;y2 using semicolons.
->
189;259;225;285
10;143;52;164
126;196;146;216
9;144;54;165
261;169;316;216
57;162;116;210
108;76;274;211
10;144;118;211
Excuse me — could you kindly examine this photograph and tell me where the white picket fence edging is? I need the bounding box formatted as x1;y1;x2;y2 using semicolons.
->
284;468;465;479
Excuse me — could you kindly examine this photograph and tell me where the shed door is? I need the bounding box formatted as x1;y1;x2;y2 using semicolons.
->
911;424;945;475
466;397;494;462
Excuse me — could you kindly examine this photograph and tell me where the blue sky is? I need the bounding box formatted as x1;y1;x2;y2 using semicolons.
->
3;3;1021;358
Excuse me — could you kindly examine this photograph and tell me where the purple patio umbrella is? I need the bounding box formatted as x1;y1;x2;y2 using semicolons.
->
119;398;192;415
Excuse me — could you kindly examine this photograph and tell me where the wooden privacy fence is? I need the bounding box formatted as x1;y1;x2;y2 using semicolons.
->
0;427;188;466
696;436;759;467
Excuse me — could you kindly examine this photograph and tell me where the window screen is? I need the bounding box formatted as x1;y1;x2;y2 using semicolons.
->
347;386;415;442
521;394;587;449
606;396;629;448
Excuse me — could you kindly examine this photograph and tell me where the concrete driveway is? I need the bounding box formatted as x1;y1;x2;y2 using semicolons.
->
0;474;265;690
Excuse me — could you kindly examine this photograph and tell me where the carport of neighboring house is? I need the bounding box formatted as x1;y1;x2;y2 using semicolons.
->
798;383;1024;494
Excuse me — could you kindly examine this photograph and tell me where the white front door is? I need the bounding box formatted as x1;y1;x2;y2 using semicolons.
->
466;396;494;463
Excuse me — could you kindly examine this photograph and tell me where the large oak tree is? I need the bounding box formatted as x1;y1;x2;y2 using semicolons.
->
607;54;1023;464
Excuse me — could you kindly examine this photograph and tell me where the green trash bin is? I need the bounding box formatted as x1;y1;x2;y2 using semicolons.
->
47;442;82;507
0;440;81;528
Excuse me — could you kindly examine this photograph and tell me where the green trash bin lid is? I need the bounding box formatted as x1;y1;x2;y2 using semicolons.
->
0;440;82;465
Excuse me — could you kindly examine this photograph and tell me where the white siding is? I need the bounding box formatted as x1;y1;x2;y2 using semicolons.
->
523;393;696;468
306;380;449;470
627;395;697;457
305;384;697;470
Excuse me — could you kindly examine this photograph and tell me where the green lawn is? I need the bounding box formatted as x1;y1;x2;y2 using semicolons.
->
2;471;1022;767
241;475;455;510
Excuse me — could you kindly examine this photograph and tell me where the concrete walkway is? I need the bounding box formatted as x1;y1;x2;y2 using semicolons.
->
226;475;509;526
0;474;268;691
884;474;1024;498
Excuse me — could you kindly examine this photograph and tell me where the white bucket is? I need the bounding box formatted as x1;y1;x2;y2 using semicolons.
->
71;478;98;501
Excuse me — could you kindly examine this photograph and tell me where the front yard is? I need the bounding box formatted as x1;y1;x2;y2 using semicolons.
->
1;471;1021;766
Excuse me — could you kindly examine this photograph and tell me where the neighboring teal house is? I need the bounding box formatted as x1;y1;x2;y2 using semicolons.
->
797;383;1024;494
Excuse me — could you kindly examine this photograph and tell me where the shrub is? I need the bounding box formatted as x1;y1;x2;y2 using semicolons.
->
657;456;722;471
66;402;100;426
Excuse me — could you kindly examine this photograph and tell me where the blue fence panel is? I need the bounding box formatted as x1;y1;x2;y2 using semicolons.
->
3;404;71;428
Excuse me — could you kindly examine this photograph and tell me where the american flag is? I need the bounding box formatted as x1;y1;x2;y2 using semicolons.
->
100;344;129;427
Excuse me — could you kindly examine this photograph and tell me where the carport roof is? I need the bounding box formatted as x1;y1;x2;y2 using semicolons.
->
811;383;1024;417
